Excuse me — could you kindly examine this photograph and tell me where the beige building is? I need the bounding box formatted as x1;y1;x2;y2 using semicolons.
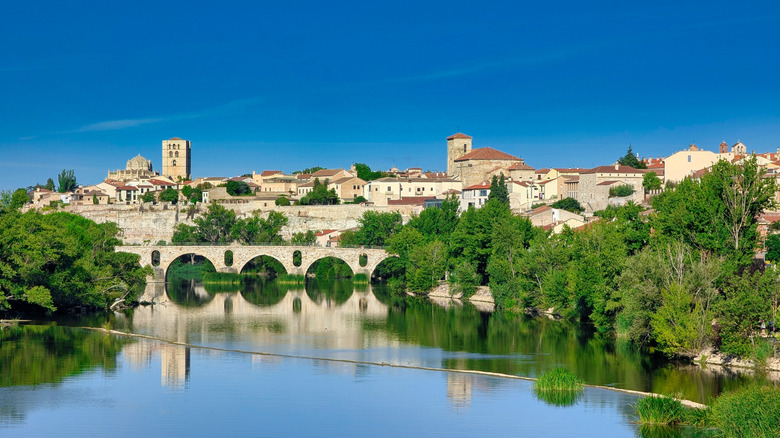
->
162;137;191;181
577;164;648;212
523;205;586;231
446;133;530;187
330;177;367;202
363;176;462;206
663;142;740;183
107;154;158;182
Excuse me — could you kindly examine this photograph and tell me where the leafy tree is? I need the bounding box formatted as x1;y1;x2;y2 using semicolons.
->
231;211;287;244
171;223;200;244
226;180;252;196
406;195;459;240
716;269;774;357
353;163;388;181
488;174;509;205
291;230;316;245
0;211;150;312
344;211;403;246
9;189;29;210
766;234;780;263
642;171;662;193
550;198;583;214
159;188;179;204
617;145;647;169
292;166;324;175
351;195;367;204
44;178;55;191
57;169;77;193
300;178;339;205
406;240;448;292
141;191;156;203
275;196;290;206
192;203;238;244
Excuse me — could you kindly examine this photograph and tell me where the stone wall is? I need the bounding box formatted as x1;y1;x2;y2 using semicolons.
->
61;202;417;245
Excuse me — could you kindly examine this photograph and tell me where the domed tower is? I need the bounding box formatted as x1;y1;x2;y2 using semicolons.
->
447;133;472;177
162;137;191;181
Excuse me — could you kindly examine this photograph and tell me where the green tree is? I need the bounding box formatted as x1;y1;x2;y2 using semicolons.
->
488;174;509;204
550;198;583;213
608;184;634;197
9;188;29;210
44;178;55;191
347;210;403;246
617;145;647;169
57;169;77;193
275;196;290;206
159;188;179;204
406;240;448;292
642;171;662;193
193;203;238;243
226;180;252;196
300;178;339;205
716;269;773;357
231;211;288;244
292;166;324;174
141;191;156;203
353;163;388;181
291;230;316;245
766;234;780;263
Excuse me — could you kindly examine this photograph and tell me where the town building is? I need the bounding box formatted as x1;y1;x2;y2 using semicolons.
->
107;154;159;182
577;164;649;212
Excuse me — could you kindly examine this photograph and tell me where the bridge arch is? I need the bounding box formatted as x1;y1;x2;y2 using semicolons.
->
238;254;288;276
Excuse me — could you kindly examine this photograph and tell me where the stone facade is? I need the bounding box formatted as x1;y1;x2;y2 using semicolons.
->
447;133;473;176
577;164;647;212
162;137;191;181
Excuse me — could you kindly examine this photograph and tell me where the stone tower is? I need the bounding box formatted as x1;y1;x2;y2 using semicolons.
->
719;141;728;154
447;133;472;177
732;141;747;155
162;137;191;181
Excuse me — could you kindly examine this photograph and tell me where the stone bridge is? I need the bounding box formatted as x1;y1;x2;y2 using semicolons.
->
117;245;394;281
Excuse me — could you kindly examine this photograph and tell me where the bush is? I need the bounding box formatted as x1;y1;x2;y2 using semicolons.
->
633;395;686;425
275;196;290;206
710;385;780;438
550;197;584;213
535;367;584;392
609;184;635;197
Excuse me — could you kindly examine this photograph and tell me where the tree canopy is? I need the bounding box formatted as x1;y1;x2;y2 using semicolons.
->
57;169;77;193
617;145;647;169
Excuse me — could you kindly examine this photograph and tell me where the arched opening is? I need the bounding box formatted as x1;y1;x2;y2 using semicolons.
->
306;256;353;280
359;253;368;267
224;250;233;267
304;257;355;305
165;254;217;307
240;255;287;278
292;250;302;267
151;250;160;267
241;279;290;307
370;256;404;282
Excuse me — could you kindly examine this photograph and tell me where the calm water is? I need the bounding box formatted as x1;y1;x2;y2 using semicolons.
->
1;278;768;437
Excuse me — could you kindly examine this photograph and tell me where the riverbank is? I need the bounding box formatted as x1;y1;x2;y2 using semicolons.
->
695;346;780;372
426;282;495;312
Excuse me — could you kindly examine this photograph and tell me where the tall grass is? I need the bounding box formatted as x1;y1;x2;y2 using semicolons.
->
353;273;369;283
535;367;584;391
710;385;780;438
202;272;243;284
276;274;305;285
633;395;686;425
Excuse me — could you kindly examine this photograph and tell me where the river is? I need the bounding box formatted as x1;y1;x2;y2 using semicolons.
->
2;278;771;437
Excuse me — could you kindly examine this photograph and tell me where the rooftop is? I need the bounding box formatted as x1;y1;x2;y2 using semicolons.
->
454;147;521;162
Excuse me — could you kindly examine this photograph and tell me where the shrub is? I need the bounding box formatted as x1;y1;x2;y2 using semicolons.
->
535;367;584;392
609;184;635;197
550;197;584;213
275;196;290;206
633;395;686;425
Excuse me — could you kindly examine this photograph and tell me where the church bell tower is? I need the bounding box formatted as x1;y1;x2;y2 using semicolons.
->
162;137;191;181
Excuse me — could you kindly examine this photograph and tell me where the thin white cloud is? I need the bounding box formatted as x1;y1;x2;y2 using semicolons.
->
72;118;165;133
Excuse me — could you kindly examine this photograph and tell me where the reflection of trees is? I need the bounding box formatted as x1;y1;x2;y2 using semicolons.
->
0;325;129;387
166;278;215;307
305;278;353;304
241;278;289;306
241;255;287;277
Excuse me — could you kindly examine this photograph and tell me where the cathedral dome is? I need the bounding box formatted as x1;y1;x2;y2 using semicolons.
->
126;154;153;171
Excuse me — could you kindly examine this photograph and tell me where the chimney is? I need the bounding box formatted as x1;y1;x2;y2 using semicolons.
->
614;163;620;170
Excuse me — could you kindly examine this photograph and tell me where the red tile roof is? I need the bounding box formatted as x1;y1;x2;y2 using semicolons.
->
447;133;473;140
581;165;649;174
454;147;521;162
169;137;183;140
597;180;621;186
261;170;282;177
508;161;535;171
463;181;492;191
387;197;435;206
535;168;550;174
117;186;138;191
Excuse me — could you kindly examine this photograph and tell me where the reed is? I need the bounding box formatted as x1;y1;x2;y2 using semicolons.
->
710;385;780;438
353;273;369;283
535;367;584;392
276;274;306;285
202;272;243;284
633;395;686;425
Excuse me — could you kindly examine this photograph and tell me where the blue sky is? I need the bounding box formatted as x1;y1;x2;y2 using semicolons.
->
2;1;779;190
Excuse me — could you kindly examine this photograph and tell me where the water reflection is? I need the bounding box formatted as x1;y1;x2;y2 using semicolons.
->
114;279;778;405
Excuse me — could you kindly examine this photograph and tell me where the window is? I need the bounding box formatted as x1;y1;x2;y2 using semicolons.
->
169;151;173;157
688;155;691;162
463;144;467;153
172;160;177;166
479;190;487;197
175;151;179;157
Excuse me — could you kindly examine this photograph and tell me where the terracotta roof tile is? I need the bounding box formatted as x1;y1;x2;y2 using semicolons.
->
463;181;492;191
581;165;649;174
447;132;473;140
454;147;521;162
387;197;434;206
509;161;535;171
261;170;283;177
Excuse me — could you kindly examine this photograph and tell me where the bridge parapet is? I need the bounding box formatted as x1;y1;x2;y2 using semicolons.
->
117;245;393;281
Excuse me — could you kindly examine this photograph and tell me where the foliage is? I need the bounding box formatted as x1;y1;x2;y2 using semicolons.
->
0;211;151;313
57;169;77;193
173;204;288;245
44;178;55;191
231;210;288;245
643;171;662;192
617;145;647;169
765;234;780;263
550;197;583;213
535;367;584;391
406;240;448;292
141;191;156;203
226;180;252;196
291;230;316;245
351;195;367;204
488;174;509;204
608;184;634;197
353;163;388;181
292;166;324;175
275;196;290;206
159;188;179;204
312;257;352;279
715;269;773;357
299;178;339;205
343;210;403;247
633;395;686;425
710;385;780;438
181;185;203;203
9;188;29;210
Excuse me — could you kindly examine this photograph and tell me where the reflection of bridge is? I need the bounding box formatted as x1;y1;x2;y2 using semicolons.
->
117;245;393;279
